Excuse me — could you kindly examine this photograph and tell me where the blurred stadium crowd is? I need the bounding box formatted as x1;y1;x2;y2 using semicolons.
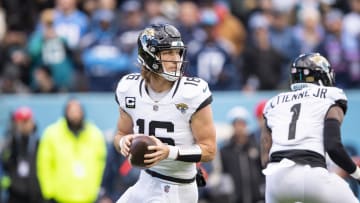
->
1;0;360;203
0;0;359;94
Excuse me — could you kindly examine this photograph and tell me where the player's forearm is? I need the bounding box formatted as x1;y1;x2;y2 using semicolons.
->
324;118;357;174
113;134;122;153
114;131;128;153
260;127;272;168
199;143;216;162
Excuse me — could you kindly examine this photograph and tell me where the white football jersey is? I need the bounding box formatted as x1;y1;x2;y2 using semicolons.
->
115;73;212;180
263;85;347;157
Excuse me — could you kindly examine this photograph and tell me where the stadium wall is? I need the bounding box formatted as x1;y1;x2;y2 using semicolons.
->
1;90;360;150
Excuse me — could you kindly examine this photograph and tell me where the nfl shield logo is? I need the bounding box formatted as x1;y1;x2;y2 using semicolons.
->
164;185;170;193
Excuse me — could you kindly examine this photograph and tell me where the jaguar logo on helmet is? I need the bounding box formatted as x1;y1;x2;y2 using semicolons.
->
143;28;155;37
309;55;330;70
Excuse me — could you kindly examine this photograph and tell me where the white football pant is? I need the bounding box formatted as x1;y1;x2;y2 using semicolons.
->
264;159;359;203
116;170;198;203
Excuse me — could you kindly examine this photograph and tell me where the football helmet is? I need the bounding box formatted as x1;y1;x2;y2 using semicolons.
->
137;24;186;81
290;53;335;90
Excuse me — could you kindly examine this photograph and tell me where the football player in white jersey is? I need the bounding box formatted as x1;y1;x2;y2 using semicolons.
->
113;24;216;203
261;53;360;203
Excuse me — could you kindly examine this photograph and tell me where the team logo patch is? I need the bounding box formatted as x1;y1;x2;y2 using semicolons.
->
175;103;188;114
164;185;170;193
125;97;136;108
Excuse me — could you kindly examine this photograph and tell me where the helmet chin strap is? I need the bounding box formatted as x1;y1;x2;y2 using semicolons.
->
159;61;182;82
160;70;181;82
144;64;180;82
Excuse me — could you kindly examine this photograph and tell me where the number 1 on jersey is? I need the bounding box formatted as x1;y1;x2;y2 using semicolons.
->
288;103;301;140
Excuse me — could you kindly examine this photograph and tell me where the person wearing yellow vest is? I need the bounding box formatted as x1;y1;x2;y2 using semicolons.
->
37;99;107;203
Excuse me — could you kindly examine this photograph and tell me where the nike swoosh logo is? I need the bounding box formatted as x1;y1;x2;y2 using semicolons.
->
203;86;208;92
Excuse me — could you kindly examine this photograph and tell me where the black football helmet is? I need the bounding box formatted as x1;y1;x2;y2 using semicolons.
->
137;24;186;81
290;53;335;90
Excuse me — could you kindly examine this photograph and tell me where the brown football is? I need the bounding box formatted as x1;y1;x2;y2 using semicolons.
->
129;135;156;168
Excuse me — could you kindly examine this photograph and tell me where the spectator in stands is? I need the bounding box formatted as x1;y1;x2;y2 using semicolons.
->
116;0;145;73
0;6;6;42
342;0;360;87
37;98;107;203
268;9;301;83
80;0;98;17
28;9;76;91
143;0;171;25
0;30;31;92
1;107;44;203
32;66;59;93
242;13;283;91
341;0;360;41
219;106;265;203
214;3;247;58
316;8;360;89
293;7;324;53
1;0;37;35
53;0;89;49
176;1;203;44
0;67;30;94
187;8;240;90
80;9;130;91
98;144;140;203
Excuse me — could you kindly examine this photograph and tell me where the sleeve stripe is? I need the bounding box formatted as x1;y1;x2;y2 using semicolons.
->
195;95;213;112
115;94;119;105
139;79;144;97
335;99;347;114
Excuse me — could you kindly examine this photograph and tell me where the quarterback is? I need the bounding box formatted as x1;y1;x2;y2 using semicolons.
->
261;53;360;203
113;24;216;203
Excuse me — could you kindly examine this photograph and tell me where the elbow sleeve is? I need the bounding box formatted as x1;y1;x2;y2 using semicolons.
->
324;118;356;174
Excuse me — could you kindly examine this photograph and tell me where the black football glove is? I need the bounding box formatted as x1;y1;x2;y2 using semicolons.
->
196;167;207;187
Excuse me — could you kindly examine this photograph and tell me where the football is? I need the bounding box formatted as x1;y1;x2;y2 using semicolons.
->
129;135;157;168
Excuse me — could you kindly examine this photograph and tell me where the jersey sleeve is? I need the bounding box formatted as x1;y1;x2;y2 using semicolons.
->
115;73;141;110
328;87;348;114
181;77;213;112
263;95;278;131
263;95;278;119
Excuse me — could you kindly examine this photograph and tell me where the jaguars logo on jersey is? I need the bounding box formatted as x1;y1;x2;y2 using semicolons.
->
175;103;188;114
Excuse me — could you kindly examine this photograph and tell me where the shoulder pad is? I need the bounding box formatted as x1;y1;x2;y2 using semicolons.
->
327;87;348;114
116;73;142;93
327;87;347;102
180;77;211;99
263;94;278;115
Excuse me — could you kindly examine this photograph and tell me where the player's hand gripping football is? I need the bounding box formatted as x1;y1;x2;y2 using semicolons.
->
119;134;134;157
144;136;170;168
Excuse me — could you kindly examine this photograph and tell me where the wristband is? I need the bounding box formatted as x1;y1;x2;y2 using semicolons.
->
350;166;360;179
167;145;179;160
177;145;202;162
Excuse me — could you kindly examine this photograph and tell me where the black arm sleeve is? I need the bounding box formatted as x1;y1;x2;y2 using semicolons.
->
324;118;356;174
